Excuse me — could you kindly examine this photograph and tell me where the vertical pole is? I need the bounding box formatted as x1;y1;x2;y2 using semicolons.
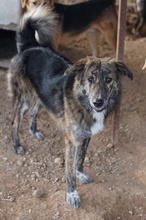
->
112;0;127;145
116;0;127;60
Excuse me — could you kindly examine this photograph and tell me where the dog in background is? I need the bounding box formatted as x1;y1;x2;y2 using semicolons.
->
21;0;118;56
134;0;146;37
21;0;54;10
8;5;133;208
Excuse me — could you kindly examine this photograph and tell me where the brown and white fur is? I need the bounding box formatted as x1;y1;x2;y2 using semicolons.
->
21;0;54;11
8;6;133;208
21;0;118;56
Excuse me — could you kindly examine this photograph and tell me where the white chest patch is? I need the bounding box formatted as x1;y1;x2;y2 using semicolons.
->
90;110;105;136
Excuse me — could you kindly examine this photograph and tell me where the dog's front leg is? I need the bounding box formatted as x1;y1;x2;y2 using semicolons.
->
76;138;92;184
65;134;80;208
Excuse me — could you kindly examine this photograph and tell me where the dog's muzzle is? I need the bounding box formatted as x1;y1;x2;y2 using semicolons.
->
92;98;107;112
91;88;114;112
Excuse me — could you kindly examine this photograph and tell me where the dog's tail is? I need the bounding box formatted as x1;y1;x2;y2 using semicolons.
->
16;5;60;52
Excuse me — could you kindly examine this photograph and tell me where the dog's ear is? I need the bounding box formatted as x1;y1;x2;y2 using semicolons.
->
115;61;133;80
21;0;28;8
65;58;88;77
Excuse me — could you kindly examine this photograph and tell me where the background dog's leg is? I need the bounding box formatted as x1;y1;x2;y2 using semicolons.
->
29;100;44;140
86;29;100;57
76;138;92;184
65;134;80;208
95;5;117;55
12;100;30;155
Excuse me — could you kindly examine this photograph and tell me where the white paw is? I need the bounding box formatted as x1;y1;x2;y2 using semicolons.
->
66;190;80;208
76;171;92;184
29;130;44;140
34;131;44;140
14;145;25;155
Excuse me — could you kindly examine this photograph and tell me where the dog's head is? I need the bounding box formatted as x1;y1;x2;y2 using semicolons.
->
21;0;54;11
68;57;133;113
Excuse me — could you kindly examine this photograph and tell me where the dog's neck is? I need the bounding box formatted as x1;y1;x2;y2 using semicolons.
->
90;110;106;136
71;109;106;140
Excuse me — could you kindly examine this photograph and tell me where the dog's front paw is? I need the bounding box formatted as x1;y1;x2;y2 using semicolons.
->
29;129;44;140
13;145;25;155
66;190;81;208
76;171;92;184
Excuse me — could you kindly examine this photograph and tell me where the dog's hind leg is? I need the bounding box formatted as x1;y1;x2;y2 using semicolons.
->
76;138;92;184
29;100;44;140
86;29;100;57
12;99;30;155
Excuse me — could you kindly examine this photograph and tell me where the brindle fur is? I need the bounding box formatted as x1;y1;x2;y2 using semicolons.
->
8;6;133;208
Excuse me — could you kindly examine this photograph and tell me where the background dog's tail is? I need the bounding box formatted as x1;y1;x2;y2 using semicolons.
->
16;5;60;52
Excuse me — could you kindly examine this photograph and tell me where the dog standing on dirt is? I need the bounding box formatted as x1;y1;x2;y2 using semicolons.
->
8;6;133;208
21;0;118;56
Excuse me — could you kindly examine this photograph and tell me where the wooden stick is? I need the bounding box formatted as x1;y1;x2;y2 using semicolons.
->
112;0;127;145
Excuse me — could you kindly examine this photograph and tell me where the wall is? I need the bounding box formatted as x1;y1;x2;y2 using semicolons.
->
0;0;21;30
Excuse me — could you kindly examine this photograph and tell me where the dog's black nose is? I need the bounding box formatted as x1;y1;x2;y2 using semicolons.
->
93;99;104;108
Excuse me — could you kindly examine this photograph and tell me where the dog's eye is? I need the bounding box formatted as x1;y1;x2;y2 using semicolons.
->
88;76;94;83
105;77;112;84
33;1;37;5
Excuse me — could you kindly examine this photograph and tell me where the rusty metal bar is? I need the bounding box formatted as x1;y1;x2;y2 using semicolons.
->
116;0;127;60
112;0;127;146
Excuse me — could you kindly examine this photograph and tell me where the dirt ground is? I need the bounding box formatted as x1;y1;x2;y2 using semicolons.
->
0;3;146;220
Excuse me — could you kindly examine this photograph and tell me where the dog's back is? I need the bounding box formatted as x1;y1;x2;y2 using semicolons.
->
13;47;72;112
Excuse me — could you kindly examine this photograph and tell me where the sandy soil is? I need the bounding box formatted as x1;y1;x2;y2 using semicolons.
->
0;4;146;220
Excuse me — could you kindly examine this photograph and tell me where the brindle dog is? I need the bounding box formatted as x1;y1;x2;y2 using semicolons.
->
8;6;133;208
